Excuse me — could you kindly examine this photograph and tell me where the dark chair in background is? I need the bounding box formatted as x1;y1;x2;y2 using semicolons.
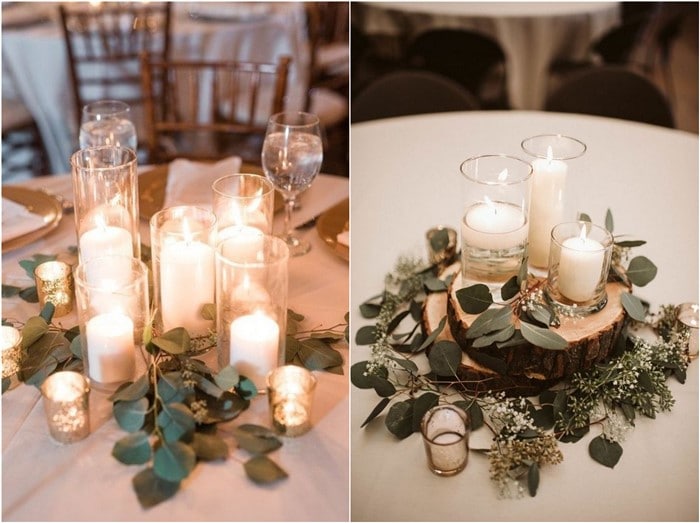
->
545;66;675;128
352;70;479;123
140;55;291;164
59;2;172;148
2;99;49;181
405;28;509;109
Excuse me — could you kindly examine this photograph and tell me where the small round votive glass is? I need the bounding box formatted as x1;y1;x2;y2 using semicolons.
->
74;256;149;391
71;145;140;263
267;365;317;437
426;226;457;269
521;134;587;269
34;261;74;317
150;206;216;349
677;303;699;358
216;235;289;389
421;404;470;476
1;325;22;379
40;371;90;444
545;222;614;315
212;173;275;237
460;154;532;286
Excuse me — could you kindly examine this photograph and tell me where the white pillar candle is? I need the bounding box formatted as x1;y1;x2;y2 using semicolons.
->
529;149;568;267
217;225;265;260
79;224;133;262
85;312;135;384
160;239;215;335
558;226;605;302
229;311;280;387
462;198;528;251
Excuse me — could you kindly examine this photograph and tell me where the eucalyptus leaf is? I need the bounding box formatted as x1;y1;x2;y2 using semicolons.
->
69;334;84;359
455;284;493;314
496;330;526;349
112;431;152;465
350;361;377;389
298;338;344;370
589;435;623;468
626;256;658;287
157;372;186;404
471;325;515;348
410;300;423;322
202;390;249;423
411;393;440;432
388;356;418;373
517;258;528;286
428;340;462;376
527;462;540;497
232;424;282;454
531;407;554;430
361;397;391;428
527;304;552;327
192;374;224;399
386;310;410;335
637;370;655;393
287;309;305;322
132;468;180;509
21;316;49;348
621;292;646;322
470;352;507;375
424;276;448;292
110;374;150;402
552;390;568;422
453;400;484;431
244;455;288;484
1;284;21;298
152;328;190;355
2;377;10;394
430;228;449;252
237;377;258;400
39;302;55;323
113;397;149;433
385;400;414;440
579;212;592;223
416;316;446;352
614;240;646;248
157;403;196;443
519;321;568;351
359;302;382;319
605;209;614;232
22;358;57;387
191;433;228;461
213;366;240;390
355;325;377;345
18;286;39;303
558;424;590;443
465;307;513;339
500;276;520;301
200;303;216;321
620;403;636;425
153;440;196;482
310;330;345;341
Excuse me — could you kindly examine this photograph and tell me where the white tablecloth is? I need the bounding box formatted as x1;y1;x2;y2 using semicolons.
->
351;111;698;521
1;2;309;174
356;2;621;110
1;172;348;521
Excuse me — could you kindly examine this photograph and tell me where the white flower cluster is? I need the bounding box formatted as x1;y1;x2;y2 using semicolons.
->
591;405;633;444
485;393;537;441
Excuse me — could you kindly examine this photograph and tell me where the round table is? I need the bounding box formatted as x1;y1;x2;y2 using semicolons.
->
350;110;698;521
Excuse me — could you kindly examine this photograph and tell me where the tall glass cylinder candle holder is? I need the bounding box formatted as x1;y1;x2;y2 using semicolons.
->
71;145;140;264
216;235;289;389
40;371;90;444
1;325;22;379
545;222;614;315
460;154;532;286
421;404;470;476
34;261;74;317
150;206;216;349
74;256;149;391
212;173;275;238
521;134;586;269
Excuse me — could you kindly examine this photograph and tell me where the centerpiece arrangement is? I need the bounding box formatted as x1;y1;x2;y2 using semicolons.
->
352;134;696;497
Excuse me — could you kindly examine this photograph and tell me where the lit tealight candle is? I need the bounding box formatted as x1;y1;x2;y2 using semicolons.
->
229;311;280;388
85;311;136;385
79;217;133;263
267;365;316;437
462;196;528;251
1;326;22;379
160;220;215;336
558;225;605;302
217;225;265;261
40;371;90;444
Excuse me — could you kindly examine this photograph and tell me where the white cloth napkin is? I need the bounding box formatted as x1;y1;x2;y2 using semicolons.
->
2;197;47;241
164;156;242;209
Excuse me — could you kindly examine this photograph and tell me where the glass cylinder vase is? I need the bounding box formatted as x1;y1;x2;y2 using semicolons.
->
421;404;470;476
212;173;275;238
521;134;587;269
150;206;217;350
216;235;289;389
459;154;532;286
71;146;140;264
545;222;614;315
74;255;149;391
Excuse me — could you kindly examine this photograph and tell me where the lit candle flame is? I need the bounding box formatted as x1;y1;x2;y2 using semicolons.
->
483;195;497;215
546;146;554;163
182;219;192;244
578;224;588;241
497;168;508;182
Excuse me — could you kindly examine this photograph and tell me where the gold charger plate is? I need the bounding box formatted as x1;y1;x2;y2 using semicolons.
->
316;198;349;261
138;162;283;220
2;187;64;253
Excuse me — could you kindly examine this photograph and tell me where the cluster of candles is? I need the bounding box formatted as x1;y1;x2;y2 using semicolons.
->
460;134;612;314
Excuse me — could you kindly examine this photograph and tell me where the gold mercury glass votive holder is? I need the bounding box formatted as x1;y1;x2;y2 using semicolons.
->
421;404;470;476
40;371;90;444
677;303;699;359
34;261;75;317
426;226;457;270
1;325;23;379
267;365;317;437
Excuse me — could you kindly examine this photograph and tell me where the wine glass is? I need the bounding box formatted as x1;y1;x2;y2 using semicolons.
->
261;111;323;257
79;100;137;152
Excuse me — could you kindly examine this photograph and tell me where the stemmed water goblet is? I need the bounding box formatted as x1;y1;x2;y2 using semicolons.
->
261;111;323;257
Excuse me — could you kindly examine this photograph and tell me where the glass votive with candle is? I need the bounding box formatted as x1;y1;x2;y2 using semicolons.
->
677;303;699;359
150;206;216;350
40;371;90;444
34;261;74;317
545;222;614;315
74;256;149;391
460;154;532;286
420;404;470;476
212;173;275;238
521;134;587;270
71;145;140;264
267;365;317;437
426;226;457;270
216;235;289;390
1;325;22;379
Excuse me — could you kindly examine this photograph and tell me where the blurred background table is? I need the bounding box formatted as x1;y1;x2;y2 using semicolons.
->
2;169;349;521
350;110;698;521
